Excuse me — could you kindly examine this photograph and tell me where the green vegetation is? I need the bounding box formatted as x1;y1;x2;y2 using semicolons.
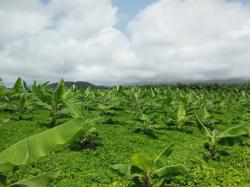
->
32;79;66;127
0;78;250;186
113;144;186;187
197;117;250;160
0;118;85;186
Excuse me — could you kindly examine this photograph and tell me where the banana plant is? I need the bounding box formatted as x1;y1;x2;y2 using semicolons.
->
0;87;14;107
13;77;22;95
175;103;187;130
0;78;3;86
195;107;214;129
0;78;6;98
71;84;77;92
132;93;161;138
70;127;99;150
0;118;9;126
18;93;26;120
23;80;31;92
62;90;82;119
0;78;21;109
63;90;102;150
10;93;29;121
97;101;123;116
3;78;32;120
0;118;84;187
32;79;66;126
196;116;250;160
168;103;188;130
113;145;186;187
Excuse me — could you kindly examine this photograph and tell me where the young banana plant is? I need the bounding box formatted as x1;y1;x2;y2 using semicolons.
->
168;103;188;130
16;93;27;120
70;127;99;150
63;89;102;150
62;90;82;119
0;78;18;104
23;80;31;92
196;116;250;160
0;118;9;126
0;88;14;106
32;79;66;126
0;118;85;187
5;78;33;120
13;77;23;95
133;93;160;138
0;78;3;87
175;103;187;130
113;145;186;187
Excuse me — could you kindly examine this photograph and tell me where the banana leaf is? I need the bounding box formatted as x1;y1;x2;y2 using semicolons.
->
153;164;186;177
129;153;154;172
63;91;81;119
154;144;174;168
54;79;66;104
10;170;60;187
0;118;84;174
218;123;250;146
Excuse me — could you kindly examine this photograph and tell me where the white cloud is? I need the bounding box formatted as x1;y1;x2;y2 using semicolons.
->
0;0;51;46
0;0;250;85
128;0;250;82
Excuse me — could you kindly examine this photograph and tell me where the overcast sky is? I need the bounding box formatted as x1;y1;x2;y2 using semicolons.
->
0;0;250;85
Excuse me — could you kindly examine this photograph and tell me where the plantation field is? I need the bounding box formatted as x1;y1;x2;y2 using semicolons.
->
0;79;250;187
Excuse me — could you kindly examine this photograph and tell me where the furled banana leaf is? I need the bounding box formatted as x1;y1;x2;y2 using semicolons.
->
54;79;66;104
177;104;186;123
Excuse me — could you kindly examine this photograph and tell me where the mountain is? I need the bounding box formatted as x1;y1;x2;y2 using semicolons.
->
127;78;250;86
49;81;106;89
49;79;250;89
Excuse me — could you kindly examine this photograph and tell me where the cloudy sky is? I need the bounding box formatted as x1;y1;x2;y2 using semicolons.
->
1;0;250;85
